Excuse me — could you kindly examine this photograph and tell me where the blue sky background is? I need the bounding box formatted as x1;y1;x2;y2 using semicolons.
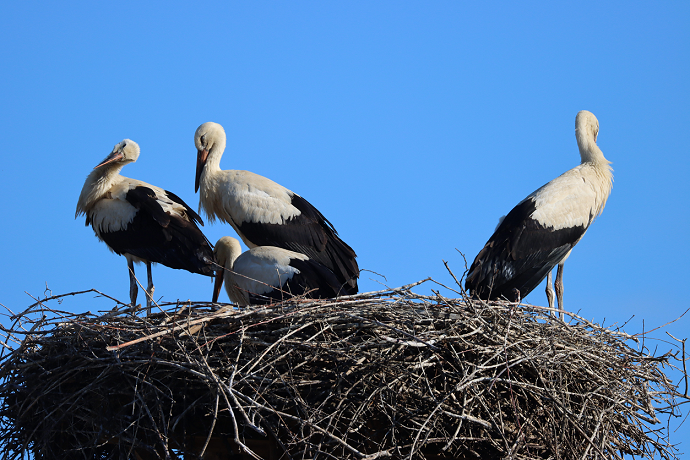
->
1;2;688;455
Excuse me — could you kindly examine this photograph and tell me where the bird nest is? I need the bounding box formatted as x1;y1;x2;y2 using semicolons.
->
0;281;687;460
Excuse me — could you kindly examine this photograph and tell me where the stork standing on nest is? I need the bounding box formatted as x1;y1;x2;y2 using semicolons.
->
212;236;344;305
465;110;613;317
194;121;359;296
76;139;215;314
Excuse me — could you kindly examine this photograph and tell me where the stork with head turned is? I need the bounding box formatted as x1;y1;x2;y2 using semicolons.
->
212;236;345;305
465;110;613;317
76;139;215;314
194;121;359;297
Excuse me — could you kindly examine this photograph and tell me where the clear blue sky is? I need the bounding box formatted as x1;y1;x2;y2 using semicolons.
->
1;2;688;455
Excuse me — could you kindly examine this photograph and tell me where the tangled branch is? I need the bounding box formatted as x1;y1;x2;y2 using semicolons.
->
0;282;686;459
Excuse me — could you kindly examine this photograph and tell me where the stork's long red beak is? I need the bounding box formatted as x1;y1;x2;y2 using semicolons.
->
212;268;224;303
195;149;209;193
94;151;124;169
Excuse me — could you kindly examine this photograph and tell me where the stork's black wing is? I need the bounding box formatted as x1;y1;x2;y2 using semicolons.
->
465;197;586;301
236;193;359;293
101;186;215;276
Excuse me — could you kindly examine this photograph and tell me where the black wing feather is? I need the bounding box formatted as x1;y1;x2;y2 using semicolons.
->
465;197;586;301
163;189;205;227
125;187;171;228
237;193;359;293
246;257;349;305
100;186;215;276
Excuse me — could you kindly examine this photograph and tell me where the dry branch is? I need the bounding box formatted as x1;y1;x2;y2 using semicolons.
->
0;283;687;459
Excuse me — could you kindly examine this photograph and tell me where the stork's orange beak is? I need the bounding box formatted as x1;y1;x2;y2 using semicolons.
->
94;151;124;169
212;267;224;303
195;149;209;193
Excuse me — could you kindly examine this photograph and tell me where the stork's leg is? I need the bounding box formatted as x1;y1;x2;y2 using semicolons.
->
128;258;138;307
555;262;565;320
545;270;555;315
146;261;155;316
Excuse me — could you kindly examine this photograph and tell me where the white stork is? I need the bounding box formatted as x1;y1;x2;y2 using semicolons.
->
194;121;359;296
465;110;613;317
212;236;345;305
76;139;215;314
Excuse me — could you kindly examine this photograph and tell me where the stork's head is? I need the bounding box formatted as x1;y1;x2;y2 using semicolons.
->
94;139;140;169
576;111;599;143
194;122;226;192
212;236;243;302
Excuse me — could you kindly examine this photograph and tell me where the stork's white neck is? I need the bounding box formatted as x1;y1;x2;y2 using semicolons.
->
225;248;239;272
576;131;608;165
216;237;242;273
573;112;614;220
76;163;125;216
197;130;228;223
198;130;227;201
575;111;609;166
204;134;226;174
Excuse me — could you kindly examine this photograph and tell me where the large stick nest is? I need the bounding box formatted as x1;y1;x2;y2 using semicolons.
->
0;281;687;459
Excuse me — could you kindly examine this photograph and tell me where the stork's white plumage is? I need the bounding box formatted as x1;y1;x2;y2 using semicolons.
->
76;139;215;313
212;236;345;306
465;111;613;316
194;121;359;296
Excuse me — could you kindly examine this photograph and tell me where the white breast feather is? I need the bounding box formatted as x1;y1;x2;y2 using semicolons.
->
88;178;189;237
89;199;137;236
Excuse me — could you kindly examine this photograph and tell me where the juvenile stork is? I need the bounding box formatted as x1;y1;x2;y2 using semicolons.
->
465;110;613;316
212;236;344;305
76;139;215;314
194;121;359;296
